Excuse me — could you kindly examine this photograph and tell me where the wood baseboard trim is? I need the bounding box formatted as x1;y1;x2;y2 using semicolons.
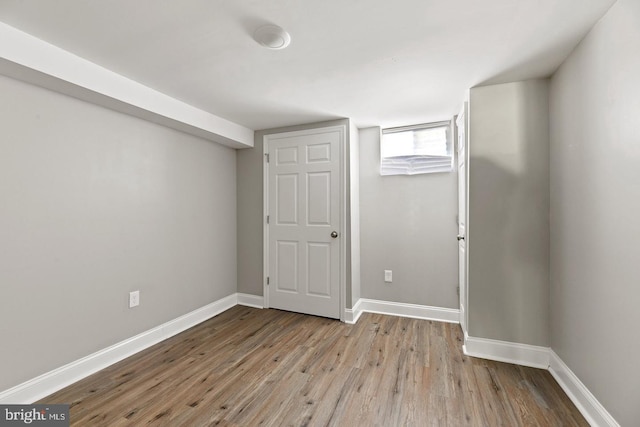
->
237;293;264;309
463;335;550;369
347;298;459;324
463;338;620;425
1;294;619;426
344;299;363;324
0;293;238;404
548;350;620;427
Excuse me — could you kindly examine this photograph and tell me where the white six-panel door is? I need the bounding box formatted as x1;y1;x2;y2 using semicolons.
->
264;127;342;319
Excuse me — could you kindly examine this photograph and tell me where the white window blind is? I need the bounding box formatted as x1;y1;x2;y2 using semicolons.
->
380;121;453;175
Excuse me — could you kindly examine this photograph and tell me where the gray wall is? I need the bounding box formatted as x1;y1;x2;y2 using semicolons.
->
549;0;640;424
359;127;458;308
468;80;550;346
349;121;361;306
0;75;237;391
236;119;357;305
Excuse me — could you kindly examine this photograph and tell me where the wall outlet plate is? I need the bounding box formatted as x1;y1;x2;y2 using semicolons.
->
384;270;392;283
129;290;140;308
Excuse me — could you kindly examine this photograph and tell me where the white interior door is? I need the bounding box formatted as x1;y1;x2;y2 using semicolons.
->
456;104;468;335
265;128;342;319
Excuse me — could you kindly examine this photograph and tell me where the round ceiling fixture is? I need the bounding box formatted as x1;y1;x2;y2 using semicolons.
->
254;24;291;50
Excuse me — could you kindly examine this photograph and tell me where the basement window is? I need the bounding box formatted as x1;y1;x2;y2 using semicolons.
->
380;121;453;175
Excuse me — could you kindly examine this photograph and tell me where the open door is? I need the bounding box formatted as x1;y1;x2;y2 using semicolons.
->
456;103;469;335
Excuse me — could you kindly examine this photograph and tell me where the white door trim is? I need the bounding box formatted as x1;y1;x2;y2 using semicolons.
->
263;125;347;321
456;102;470;338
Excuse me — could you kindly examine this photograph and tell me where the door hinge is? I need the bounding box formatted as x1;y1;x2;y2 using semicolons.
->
267;277;270;285
266;215;270;224
457;286;460;296
265;153;270;163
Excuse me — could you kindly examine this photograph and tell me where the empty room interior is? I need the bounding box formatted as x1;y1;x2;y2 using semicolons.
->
0;0;638;426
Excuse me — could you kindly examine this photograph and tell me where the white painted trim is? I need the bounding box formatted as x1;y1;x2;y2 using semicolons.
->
344;298;363;324
339;125;347;323
237;293;264;309
461;338;619;424
0;294;238;404
463;335;550;369
349;298;460;324
0;290;619;427
0;22;253;149
263;137;270;310
456;100;470;336
549;351;620;427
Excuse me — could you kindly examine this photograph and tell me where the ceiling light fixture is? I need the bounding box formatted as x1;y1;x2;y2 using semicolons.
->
254;24;291;50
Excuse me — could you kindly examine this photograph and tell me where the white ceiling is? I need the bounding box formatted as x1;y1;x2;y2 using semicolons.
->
0;0;615;131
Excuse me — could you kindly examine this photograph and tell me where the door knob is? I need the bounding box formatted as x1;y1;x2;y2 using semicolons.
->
331;231;338;238
457;235;465;241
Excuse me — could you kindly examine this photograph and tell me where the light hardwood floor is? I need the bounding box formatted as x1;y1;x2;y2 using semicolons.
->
40;306;587;426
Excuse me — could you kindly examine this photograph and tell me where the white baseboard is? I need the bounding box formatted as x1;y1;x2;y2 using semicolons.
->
347;298;459;324
344;298;363;324
0;293;238;404
463;335;550;369
463;339;620;425
237;293;264;309
548;350;620;427
1;293;619;427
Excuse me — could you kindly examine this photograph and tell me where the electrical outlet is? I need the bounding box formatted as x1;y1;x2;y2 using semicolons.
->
384;270;392;283
129;290;140;308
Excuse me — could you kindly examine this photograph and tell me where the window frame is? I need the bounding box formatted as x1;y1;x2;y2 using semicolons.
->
380;120;453;176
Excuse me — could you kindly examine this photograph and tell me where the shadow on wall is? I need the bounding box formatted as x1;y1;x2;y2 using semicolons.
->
471;157;516;339
469;80;550;346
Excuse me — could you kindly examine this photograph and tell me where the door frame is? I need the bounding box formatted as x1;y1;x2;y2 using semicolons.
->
262;125;347;321
456;102;469;338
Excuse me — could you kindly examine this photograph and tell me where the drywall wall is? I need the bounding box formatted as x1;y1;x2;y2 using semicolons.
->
468;79;550;346
359;127;458;308
0;74;237;392
0;22;254;149
236;119;360;308
349;121;361;306
549;0;640;424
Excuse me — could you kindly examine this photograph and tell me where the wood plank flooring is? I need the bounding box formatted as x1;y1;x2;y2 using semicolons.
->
40;306;588;426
